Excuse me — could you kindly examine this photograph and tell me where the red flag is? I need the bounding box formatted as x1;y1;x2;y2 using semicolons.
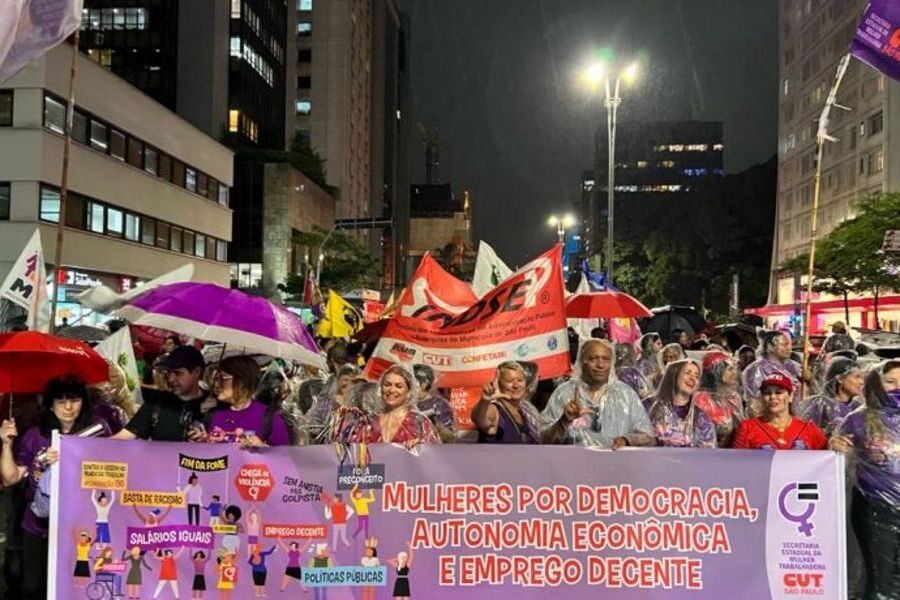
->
364;246;570;387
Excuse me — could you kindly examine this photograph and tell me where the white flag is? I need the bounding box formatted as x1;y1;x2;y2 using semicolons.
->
0;0;83;83
94;326;143;406
76;263;195;313
0;229;50;331
471;241;513;298
567;273;599;342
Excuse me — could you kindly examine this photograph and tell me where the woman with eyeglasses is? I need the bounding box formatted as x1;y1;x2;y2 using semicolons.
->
203;356;292;447
0;376;111;599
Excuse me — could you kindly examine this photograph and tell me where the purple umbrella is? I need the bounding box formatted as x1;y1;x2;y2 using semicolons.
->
115;282;326;369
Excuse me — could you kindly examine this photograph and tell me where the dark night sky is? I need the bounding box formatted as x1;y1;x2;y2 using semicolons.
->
406;0;778;266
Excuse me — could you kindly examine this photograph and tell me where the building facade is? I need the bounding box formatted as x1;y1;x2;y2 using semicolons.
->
588;120;725;258
0;45;233;323
762;0;900;332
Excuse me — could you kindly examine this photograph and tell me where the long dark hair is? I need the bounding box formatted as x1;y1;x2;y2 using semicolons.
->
40;376;92;436
863;360;900;442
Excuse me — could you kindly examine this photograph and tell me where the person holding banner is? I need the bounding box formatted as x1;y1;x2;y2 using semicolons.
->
332;365;438;446
832;360;900;600
693;351;745;447
0;376;111;600
205;356;292;447
647;359;717;448
731;373;826;451
742;331;805;417
473;361;542;444
800;357;864;439
541;339;653;449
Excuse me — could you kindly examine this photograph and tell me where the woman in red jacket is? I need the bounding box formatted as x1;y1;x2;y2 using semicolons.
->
732;373;826;450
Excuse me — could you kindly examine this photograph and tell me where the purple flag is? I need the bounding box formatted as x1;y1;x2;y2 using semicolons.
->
851;0;900;81
0;0;83;83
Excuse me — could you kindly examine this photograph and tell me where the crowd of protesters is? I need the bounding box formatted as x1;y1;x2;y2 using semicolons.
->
0;323;898;599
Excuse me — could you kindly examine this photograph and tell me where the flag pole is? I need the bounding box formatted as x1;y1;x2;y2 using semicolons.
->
48;31;80;333
800;53;851;400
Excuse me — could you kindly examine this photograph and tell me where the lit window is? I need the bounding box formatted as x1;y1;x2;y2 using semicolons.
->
231;0;241;18
296;100;311;115
297;22;312;35
40;187;60;222
229;110;239;132
43;96;65;134
90;120;108;152
185;168;197;193
125;214;140;241
195;234;207;258
230;36;241;57
218;185;229;207
782;78;791;96
106;208;123;236
661;160;675;168
217;240;228;262
144;147;158;175
87;202;105;233
298;0;312;10
636;161;647;168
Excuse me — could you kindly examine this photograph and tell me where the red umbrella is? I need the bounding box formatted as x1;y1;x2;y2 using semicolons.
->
565;291;653;319
0;331;110;394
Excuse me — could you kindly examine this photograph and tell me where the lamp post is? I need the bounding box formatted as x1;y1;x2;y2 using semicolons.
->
547;213;576;244
584;60;639;286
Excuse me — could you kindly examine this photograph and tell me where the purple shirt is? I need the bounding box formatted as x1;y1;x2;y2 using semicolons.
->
208;401;291;446
14;421;110;537
839;408;900;504
648;399;717;448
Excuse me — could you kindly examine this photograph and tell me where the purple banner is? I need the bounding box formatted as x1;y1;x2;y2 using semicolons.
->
125;525;214;551
49;438;845;598
851;0;900;81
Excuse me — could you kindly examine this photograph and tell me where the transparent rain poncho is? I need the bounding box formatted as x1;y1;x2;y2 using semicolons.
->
742;330;803;417
647;359;717;448
634;333;662;381
833;361;900;599
799;357;864;438
616;343;653;399
835;362;900;506
304;364;361;442
412;364;458;439
330;364;439;445
540;339;653;448
692;352;744;447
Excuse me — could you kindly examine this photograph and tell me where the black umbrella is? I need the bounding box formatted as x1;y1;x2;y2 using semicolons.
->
640;306;707;344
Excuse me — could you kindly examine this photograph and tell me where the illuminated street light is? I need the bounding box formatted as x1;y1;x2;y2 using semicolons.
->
580;56;642;285
548;213;576;244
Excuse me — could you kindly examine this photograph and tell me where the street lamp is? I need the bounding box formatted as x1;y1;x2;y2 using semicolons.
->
582;58;640;286
548;213;576;244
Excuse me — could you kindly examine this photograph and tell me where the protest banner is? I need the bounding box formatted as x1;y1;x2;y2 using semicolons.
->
851;0;900;82
365;245;570;388
50;438;845;599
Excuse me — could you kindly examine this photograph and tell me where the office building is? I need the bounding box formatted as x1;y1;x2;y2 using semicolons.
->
407;184;473;274
756;0;900;331
587;120;724;255
0;45;233;324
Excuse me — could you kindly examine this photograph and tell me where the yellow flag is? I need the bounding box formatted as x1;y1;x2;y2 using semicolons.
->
316;289;363;338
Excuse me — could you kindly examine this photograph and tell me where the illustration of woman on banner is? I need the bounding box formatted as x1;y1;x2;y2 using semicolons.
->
72;528;94;587
180;472;204;526
277;538;311;593
153;547;186;598
132;504;173;528
122;545;152;599
92;545;125;598
91;490;117;548
191;550;212;599
220;505;244;556
360;537;380;600
217;551;239;600
246;505;262;556
248;543;277;597
388;540;414;600
307;544;334;600
350;484;376;539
